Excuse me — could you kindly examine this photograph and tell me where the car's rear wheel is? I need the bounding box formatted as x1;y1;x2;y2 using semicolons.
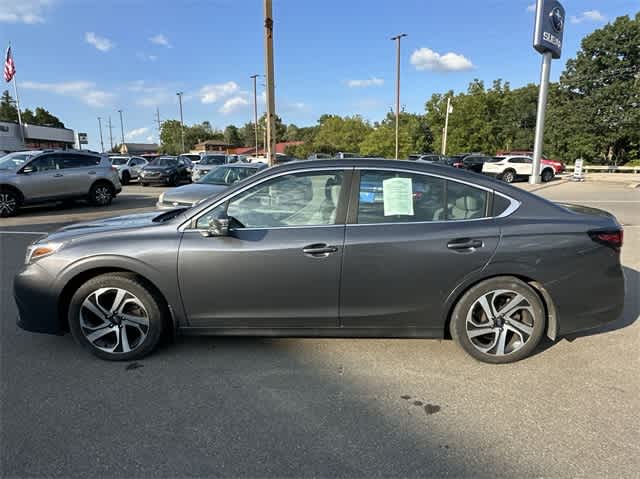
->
450;277;546;363
501;169;516;183
68;274;165;361
169;174;178;186
541;168;554;183
141;182;148;187
0;189;20;217
121;170;131;185
89;182;114;206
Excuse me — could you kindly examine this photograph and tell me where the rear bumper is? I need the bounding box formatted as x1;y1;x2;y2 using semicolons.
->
14;263;63;335
140;176;171;184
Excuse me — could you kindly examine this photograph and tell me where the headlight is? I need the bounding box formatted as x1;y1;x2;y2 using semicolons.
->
25;241;65;264
158;192;165;203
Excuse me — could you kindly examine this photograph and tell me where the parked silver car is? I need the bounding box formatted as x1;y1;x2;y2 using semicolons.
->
191;154;227;181
109;156;148;185
0;150;121;217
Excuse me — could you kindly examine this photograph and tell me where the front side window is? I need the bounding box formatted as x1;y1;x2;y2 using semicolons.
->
357;170;488;223
196;171;344;229
26;155;58;172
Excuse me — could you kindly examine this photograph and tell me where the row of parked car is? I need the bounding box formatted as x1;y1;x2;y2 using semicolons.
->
409;151;566;183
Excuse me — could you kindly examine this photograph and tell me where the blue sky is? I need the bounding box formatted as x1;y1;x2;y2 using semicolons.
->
1;0;638;151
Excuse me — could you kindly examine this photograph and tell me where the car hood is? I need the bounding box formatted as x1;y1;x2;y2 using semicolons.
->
43;211;172;242
162;183;228;205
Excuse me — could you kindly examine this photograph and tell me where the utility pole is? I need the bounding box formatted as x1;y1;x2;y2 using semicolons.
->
107;116;114;152
97;117;105;153
391;33;407;160
442;97;452;155
264;0;277;166
250;74;259;156
156;107;162;135
176;92;185;153
117;109;125;147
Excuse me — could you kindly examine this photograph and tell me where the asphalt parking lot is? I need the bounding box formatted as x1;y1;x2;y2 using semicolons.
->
1;179;638;478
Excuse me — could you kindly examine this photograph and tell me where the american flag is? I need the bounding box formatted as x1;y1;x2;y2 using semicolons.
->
4;46;16;83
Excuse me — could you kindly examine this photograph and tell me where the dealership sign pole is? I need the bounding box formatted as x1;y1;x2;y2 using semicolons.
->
531;0;565;184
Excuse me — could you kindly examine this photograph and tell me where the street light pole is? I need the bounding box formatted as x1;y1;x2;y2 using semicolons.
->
177;92;185;153
442;96;451;155
97;116;105;153
117;109;125;147
264;0;277;167
107;116;114;152
250;74;259;156
391;33;407;160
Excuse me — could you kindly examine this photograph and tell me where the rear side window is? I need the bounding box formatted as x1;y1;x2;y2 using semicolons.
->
357;170;489;223
492;194;511;216
59;154;101;168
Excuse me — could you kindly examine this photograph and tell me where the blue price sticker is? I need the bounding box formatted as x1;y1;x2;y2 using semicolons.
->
360;191;375;203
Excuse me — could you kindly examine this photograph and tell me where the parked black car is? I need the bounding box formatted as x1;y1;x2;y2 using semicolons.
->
139;156;190;186
14;159;625;364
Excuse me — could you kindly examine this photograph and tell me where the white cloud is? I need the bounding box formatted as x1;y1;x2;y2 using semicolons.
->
200;81;239;104
526;3;535;13
125;127;150;140
150;34;171;48
129;80;174;107
21;80;114;107
410;47;474;72
0;0;52;24
346;77;384;88
570;10;607;24
146;135;154;143
219;96;249;114
85;32;114;52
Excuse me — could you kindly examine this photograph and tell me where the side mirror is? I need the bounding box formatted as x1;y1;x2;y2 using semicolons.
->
21;166;35;174
201;216;230;237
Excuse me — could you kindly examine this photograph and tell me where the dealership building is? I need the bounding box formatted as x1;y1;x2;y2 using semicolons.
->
0;120;76;154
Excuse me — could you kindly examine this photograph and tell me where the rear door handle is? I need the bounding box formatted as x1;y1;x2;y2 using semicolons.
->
303;243;338;257
88;171;97;175
53;173;63;178
447;239;484;251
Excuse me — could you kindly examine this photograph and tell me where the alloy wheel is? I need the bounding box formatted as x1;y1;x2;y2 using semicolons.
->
79;287;149;354
465;289;536;357
95;186;112;204
0;193;17;215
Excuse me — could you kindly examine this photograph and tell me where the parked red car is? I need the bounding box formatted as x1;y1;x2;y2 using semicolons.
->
495;150;566;174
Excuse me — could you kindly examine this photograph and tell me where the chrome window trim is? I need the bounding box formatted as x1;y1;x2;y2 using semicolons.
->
180;166;354;232
179;164;522;232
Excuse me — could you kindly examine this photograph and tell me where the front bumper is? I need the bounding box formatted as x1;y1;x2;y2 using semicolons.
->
14;263;63;335
140;174;172;184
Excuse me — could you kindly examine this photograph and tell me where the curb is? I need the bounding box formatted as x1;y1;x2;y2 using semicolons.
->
528;179;569;192
629;183;640;189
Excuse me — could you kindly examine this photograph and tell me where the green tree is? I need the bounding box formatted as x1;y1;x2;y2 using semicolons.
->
284;124;300;141
312;114;372;154
360;112;432;158
0;90;18;122
224;125;243;147
258;113;286;143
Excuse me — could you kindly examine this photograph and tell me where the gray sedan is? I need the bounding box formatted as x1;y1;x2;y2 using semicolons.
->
157;163;266;209
14;159;625;363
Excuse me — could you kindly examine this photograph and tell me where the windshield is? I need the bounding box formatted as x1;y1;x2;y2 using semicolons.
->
0;152;35;170
110;157;129;166
199;155;226;165
199;166;258;185
150;158;177;167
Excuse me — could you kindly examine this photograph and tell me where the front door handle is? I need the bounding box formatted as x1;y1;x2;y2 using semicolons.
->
303;243;338;257
88;171;96;175
447;239;484;251
53;173;63;178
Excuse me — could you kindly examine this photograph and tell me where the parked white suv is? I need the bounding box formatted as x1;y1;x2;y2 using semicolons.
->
0;150;121;217
482;155;555;183
109;156;148;185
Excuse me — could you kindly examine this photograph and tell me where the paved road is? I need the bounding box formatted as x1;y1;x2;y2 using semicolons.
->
1;181;638;478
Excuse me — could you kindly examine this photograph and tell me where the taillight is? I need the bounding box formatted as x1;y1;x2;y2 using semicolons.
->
453;162;463;168
589;229;623;250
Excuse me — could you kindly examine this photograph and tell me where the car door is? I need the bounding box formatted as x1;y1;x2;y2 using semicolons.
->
178;168;352;328
340;169;501;330
15;154;63;200
129;157;147;178
57;153;102;195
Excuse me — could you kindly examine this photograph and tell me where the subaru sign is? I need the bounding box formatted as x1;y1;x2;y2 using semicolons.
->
533;0;565;59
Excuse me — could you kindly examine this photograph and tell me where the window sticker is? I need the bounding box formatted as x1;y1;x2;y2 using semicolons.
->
359;191;375;203
383;177;414;216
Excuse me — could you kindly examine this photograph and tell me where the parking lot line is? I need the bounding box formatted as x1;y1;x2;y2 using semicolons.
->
0;231;48;235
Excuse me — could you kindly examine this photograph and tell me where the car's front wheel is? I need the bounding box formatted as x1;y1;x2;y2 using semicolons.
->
450;277;546;364
121;170;131;185
541;168;554;183
501;169;516;183
68;273;166;361
0;189;20;217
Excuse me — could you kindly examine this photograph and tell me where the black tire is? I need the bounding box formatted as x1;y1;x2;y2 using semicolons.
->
450;276;546;364
89;182;114;206
0;189;20;217
541;168;554;183
68;273;166;361
501;169;516;183
169;174;178;187
121;171;131;185
141;182;148;187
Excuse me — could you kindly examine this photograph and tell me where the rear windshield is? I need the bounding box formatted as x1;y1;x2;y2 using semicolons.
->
150;158;178;167
200;155;226;165
110;157;129;165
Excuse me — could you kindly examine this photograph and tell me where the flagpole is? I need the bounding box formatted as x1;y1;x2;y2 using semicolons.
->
7;43;24;144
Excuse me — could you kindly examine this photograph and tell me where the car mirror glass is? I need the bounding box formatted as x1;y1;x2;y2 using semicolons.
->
21;166;35;174
201;216;230;237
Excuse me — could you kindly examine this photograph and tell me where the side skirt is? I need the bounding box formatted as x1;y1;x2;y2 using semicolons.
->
177;326;445;339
